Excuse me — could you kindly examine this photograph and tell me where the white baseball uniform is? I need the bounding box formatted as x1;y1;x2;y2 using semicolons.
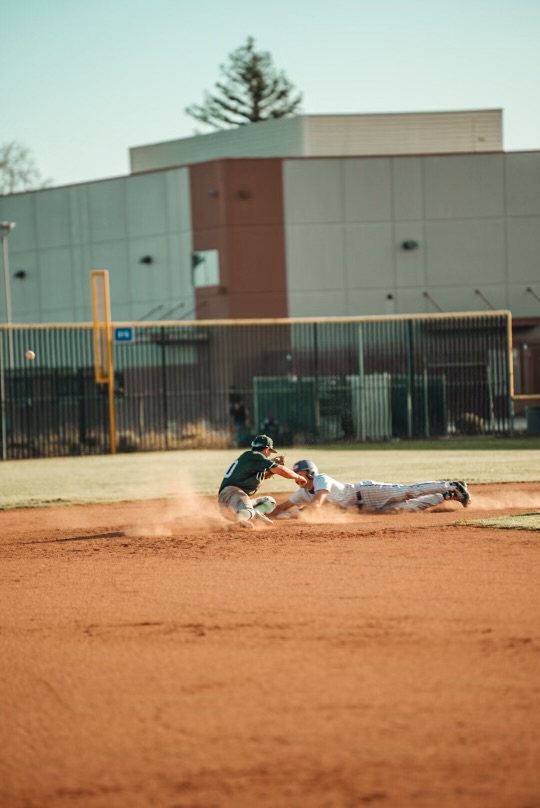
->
286;473;453;512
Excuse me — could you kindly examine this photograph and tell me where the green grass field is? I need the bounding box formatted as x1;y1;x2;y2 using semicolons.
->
0;439;539;510
463;513;540;530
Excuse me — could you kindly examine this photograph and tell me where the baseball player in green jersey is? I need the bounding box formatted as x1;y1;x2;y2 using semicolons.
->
218;435;307;529
273;459;471;518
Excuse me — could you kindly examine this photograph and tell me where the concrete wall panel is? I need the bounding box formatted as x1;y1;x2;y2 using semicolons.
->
424;155;505;219
507;218;540;282
506;153;540;215
508;284;540;317
343;159;392;222
343;289;398;316
91;241;130;312
394;222;426;288
126;173;168;236
283;160;343;224
288;289;348;317
425;219;506;285
0;168;193;323
35;189;72;249
166;169;191;233
344;224;394;289
88;179;127;242
0;194;37;249
9;250;40;317
40;247;75;312
392;158;424;221
285;224;346;292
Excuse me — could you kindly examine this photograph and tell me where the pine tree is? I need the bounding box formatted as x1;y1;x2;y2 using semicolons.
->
186;37;302;129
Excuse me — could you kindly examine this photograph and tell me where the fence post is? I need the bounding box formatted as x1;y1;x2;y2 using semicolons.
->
90;270;116;454
406;320;415;438
161;327;169;449
0;331;6;461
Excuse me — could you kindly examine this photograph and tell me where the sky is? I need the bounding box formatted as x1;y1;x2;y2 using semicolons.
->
3;0;540;189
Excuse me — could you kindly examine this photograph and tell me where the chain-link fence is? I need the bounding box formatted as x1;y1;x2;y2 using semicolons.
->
0;312;512;459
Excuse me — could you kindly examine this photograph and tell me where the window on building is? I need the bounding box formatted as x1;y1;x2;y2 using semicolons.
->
192;250;219;287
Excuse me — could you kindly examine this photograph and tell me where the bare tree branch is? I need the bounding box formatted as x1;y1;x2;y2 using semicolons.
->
0;142;52;195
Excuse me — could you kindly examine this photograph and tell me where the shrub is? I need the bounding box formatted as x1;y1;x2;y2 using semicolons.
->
455;412;485;435
177;420;230;449
136;421;231;451
117;431;140;453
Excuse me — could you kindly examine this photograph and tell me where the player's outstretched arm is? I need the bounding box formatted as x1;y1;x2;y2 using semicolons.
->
273;497;299;516
271;464;307;486
275;487;327;517
308;489;328;509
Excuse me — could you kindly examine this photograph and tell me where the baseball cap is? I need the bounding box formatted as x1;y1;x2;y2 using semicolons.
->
251;434;277;453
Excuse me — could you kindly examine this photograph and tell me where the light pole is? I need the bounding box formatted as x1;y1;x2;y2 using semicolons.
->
0;220;16;369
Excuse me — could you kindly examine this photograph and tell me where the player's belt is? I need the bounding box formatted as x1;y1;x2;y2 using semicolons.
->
356;491;364;510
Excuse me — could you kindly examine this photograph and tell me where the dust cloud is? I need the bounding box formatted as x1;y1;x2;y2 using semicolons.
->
123;484;540;536
39;479;538;541
124;470;223;536
467;491;540;512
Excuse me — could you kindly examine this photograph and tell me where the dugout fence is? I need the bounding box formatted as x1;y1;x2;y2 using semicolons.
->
0;312;514;460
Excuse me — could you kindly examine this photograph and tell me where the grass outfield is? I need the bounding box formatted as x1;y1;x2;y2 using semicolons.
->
0;438;539;509
464;513;540;531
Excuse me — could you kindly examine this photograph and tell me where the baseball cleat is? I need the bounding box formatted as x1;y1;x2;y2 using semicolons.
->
227;520;254;531
252;495;277;515
254;510;274;526
451;480;471;507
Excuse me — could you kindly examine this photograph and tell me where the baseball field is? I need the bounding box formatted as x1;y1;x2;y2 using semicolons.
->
1;441;539;807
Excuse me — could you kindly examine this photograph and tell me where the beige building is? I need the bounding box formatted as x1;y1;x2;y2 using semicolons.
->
0;111;539;393
130;109;502;172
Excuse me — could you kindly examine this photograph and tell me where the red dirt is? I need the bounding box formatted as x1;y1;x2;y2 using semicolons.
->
1;482;539;808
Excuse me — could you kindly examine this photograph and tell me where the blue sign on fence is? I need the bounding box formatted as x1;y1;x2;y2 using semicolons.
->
114;327;134;343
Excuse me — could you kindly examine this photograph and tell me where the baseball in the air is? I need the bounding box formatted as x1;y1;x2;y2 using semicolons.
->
25;350;36;361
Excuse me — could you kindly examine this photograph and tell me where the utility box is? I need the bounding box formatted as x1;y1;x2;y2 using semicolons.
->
526;407;540;435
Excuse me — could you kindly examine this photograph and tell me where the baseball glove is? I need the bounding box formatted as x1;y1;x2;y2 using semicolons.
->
264;455;285;478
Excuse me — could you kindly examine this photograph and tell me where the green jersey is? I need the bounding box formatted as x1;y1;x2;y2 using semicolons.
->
219;450;278;495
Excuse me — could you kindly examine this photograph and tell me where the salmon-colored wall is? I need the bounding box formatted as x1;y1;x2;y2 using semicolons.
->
189;159;288;319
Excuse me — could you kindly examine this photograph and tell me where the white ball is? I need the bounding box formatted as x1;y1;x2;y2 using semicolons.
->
25;350;36;360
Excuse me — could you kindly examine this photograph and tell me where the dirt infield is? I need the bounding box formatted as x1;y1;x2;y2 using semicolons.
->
1;483;539;808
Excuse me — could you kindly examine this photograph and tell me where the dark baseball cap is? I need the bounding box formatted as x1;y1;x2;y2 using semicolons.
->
251;434;277;452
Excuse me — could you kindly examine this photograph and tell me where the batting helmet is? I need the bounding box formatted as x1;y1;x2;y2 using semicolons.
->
293;459;319;479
